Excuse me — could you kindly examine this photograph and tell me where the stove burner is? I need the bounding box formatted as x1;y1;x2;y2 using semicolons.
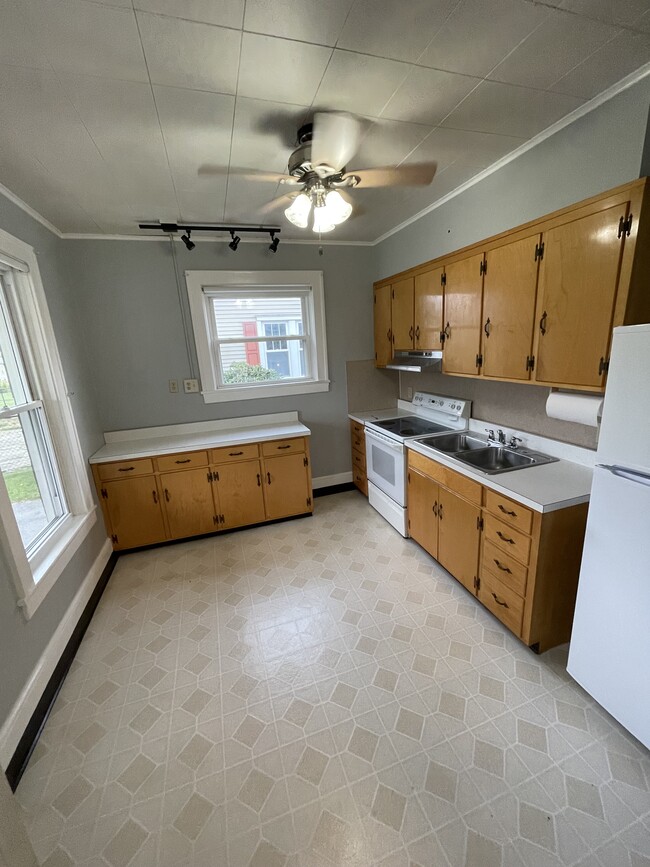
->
372;415;451;439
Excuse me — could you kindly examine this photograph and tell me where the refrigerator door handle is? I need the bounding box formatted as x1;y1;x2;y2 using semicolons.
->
599;464;650;488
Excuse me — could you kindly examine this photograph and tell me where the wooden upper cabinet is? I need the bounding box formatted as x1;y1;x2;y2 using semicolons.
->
391;277;415;350
414;268;444;350
373;283;392;367
442;253;485;375
161;468;216;539
534;204;627;388
215;460;266;529
102;476;166;550
482;234;541;381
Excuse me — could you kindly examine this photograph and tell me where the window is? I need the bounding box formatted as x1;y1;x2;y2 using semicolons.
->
186;271;329;402
0;230;96;619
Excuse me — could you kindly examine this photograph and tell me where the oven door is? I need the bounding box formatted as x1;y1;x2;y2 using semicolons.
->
365;428;406;505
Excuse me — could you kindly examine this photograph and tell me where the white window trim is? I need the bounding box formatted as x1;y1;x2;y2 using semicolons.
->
0;228;96;620
185;270;330;403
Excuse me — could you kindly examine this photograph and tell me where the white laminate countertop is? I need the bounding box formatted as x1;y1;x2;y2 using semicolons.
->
89;415;311;464
348;406;403;424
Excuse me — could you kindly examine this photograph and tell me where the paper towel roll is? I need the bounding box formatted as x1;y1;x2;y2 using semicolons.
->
545;391;603;426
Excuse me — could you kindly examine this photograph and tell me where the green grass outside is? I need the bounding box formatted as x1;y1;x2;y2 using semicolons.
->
4;467;39;502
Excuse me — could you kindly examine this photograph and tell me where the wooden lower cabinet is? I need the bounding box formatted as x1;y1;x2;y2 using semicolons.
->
350;419;367;496
407;449;588;652
92;436;312;550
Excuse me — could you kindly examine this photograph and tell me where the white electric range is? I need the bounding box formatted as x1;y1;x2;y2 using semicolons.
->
365;392;471;536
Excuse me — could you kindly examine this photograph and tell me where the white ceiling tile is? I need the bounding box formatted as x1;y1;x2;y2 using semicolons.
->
79;0;133;7
441;80;585;138
336;0;458;62
33;0;148;82
559;0;650;28
488;9;620;89
229;96;310;173
176;185;229;223
153;85;235;192
313;51;411;118
0;1;53;70
223;177;288;224
351;119;434;171
404;126;525;172
136;11;241;92
134;0;244;27
380;67;480;126
243;0;354;46
417;0;551;77
238;33;332;105
550;30;650;99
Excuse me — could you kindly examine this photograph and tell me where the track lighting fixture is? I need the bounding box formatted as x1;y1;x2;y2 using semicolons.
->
180;230;195;251
228;231;241;251
269;232;280;253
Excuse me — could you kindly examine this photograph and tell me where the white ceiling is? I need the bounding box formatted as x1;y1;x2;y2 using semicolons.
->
1;0;649;241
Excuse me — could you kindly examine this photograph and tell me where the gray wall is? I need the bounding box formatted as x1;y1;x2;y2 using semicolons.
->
0;196;108;730
65;239;374;478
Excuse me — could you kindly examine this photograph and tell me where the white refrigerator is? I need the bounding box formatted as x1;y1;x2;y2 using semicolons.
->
567;323;650;749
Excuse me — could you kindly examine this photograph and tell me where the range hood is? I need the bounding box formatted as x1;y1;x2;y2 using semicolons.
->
386;349;443;373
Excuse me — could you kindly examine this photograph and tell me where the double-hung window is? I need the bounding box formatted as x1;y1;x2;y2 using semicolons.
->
186;271;329;402
0;230;96;619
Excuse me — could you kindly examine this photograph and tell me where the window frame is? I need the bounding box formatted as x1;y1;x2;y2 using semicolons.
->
185;270;329;403
0;229;96;620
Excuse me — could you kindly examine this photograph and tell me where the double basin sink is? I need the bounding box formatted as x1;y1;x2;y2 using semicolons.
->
416;432;558;475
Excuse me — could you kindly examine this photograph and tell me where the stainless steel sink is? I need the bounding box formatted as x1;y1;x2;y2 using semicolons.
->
417;433;488;453
457;446;558;474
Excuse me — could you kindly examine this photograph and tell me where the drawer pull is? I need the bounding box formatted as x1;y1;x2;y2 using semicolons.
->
152;490;158;504
256;473;261;487
498;504;516;517
118;466;135;472
164;488;170;502
493;559;512;574
229;451;244;456
277;444;291;450
496;530;515;545
492;592;509;608
175;459;191;464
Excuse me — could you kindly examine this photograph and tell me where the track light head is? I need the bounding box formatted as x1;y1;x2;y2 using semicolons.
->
228;231;241;251
269;232;280;253
180;230;195;251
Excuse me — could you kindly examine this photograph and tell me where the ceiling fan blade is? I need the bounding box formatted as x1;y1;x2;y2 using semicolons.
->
257;192;298;216
198;165;298;184
345;163;437;188
312;112;364;174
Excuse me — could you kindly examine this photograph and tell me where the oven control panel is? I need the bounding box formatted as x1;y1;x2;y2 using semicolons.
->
412;392;470;418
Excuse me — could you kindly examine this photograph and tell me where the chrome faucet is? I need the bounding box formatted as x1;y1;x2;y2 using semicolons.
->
485;428;496;442
508;436;522;450
497;429;506;444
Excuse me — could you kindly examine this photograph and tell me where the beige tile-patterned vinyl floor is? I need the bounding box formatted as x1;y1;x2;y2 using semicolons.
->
15;492;650;867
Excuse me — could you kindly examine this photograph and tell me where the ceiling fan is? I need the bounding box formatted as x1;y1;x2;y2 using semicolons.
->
202;112;437;233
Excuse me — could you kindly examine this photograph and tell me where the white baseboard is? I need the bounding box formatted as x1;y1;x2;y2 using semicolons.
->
313;471;353;489
0;538;113;770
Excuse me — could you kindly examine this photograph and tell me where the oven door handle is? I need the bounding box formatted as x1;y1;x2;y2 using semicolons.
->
365;430;405;453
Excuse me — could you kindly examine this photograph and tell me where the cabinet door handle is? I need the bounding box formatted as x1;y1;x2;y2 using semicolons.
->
496;530;515;545
493;559;512;574
432;501;438;516
152;490;158;504
498;504;516;517
256;473;261;487
229;451;244;456
409;325;414;340
539;311;547;335
118;466;135;472
164;488;170;502
415;325;420;342
492;592;509;608
444;322;451;340
386;328;391;341
484;317;491;337
175;458;191;464
277;444;291;449
438;503;443;520
267;471;272;484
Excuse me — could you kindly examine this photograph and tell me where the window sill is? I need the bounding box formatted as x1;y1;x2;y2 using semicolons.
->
19;508;98;620
202;380;330;403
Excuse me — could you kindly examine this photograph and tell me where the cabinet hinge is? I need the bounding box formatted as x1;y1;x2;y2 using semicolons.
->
111;534;118;544
101;488;108;499
475;353;483;368
221;514;225;524
441;272;446;286
391;288;395;299
307;496;312;508
479;259;487;276
213;515;219;525
599;357;610;376
618;214;633;238
526;355;535;372
303;456;309;467
207;471;213;483
439;330;446;344
534;241;545;261
477;516;484;531
473;576;480;591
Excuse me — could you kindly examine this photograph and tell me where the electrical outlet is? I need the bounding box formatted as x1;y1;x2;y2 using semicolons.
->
183;378;199;393
169;379;179;393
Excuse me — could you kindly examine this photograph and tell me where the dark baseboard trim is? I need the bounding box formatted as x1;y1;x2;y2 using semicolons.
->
5;552;119;793
314;482;356;497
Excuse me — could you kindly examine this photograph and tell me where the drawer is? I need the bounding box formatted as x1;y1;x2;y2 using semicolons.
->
350;419;365;439
353;469;368;496
484;488;533;535
350;429;366;455
478;571;524;636
483;513;532;565
261;437;306;457
351;447;366;473
481;539;528;597
96;458;154;480
408;450;481;506
210;443;259;463
156;450;208;472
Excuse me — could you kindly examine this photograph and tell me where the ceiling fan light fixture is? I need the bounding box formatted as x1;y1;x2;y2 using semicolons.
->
324;190;352;225
312;204;335;234
284;192;311;228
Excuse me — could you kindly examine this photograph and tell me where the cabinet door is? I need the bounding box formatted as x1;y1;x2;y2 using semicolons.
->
414;268;444;350
374;284;392;367
437;487;481;594
407;469;439;559
391;277;415;350
102;477;166;549
482;235;540;380
263;453;311;520
215;460;266;529
534;204;627;388
442;253;484;375
160;468;216;539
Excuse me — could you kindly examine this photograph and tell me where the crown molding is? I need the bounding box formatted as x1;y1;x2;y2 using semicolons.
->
0;181;62;238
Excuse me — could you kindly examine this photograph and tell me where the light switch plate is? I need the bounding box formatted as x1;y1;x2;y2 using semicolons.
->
183;378;199;393
169;379;179;393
